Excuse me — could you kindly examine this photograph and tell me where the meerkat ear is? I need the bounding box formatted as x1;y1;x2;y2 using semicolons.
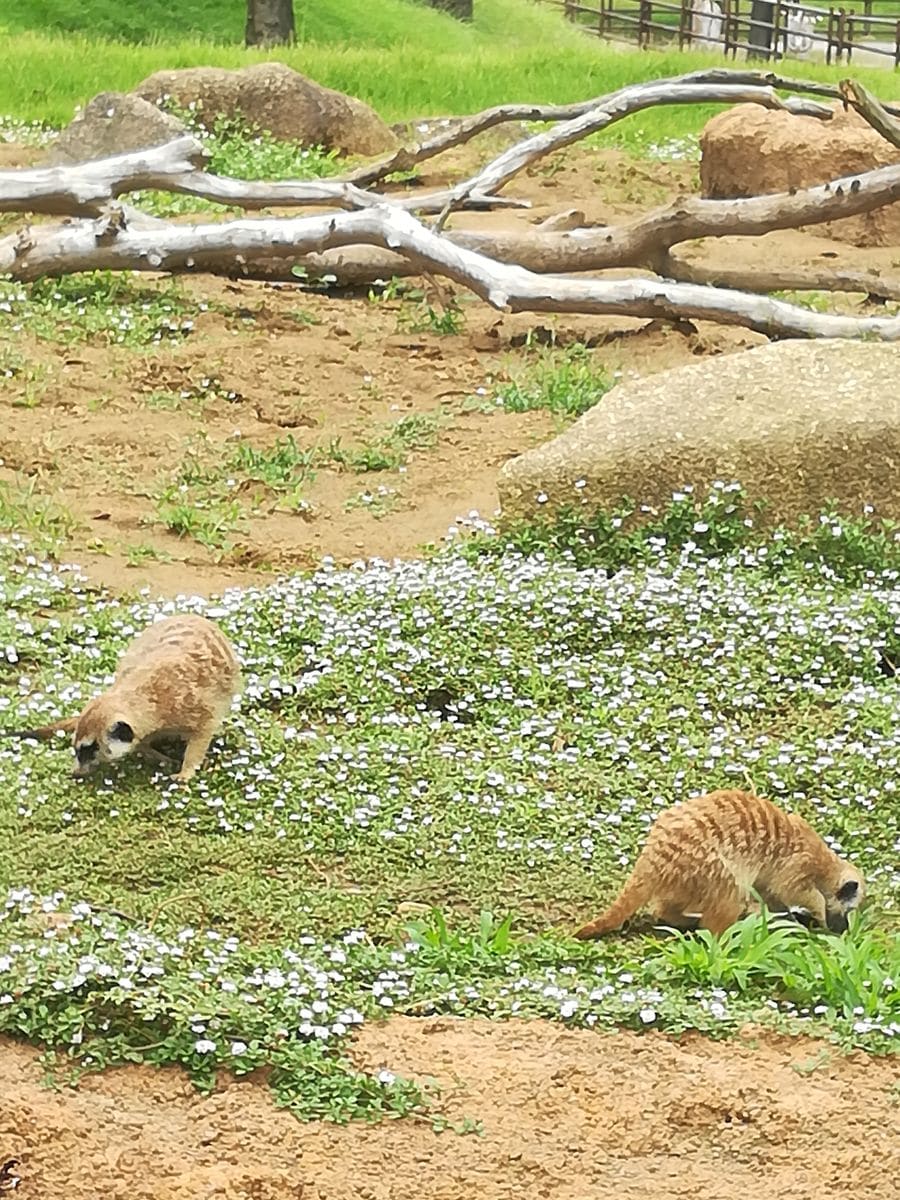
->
109;721;135;744
836;880;859;904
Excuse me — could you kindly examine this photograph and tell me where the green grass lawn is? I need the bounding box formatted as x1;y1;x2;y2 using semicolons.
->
4;0;900;134
0;493;897;1119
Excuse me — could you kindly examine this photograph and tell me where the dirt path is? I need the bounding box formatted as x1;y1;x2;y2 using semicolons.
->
3;1019;898;1200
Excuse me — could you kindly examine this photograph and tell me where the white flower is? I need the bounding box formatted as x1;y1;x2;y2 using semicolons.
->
230;1041;248;1056
194;1038;217;1054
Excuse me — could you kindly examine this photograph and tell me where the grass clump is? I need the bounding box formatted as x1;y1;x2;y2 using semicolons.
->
0;479;78;545
0;273;209;348
656;909;899;1027
485;343;612;419
326;412;443;473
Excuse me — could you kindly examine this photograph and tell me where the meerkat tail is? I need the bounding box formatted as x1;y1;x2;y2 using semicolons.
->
0;716;79;740
574;874;649;940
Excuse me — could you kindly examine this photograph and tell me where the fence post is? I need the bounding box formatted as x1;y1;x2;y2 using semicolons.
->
895;18;900;67
748;0;775;56
638;0;652;46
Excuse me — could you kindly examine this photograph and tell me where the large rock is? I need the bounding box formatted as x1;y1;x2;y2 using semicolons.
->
498;341;900;528
133;63;398;158
45;92;188;165
700;103;900;247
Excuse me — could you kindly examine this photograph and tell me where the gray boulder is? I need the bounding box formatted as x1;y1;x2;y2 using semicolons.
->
46;92;188;165
133;62;398;158
498;340;900;528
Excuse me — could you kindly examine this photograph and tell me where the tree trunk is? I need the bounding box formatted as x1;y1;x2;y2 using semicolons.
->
245;0;295;46
429;0;474;20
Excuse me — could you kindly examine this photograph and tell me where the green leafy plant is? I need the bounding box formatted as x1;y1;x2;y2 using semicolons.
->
489;342;611;418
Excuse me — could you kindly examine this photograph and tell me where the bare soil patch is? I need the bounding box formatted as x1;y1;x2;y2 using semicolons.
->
5;140;894;596
2;1019;898;1199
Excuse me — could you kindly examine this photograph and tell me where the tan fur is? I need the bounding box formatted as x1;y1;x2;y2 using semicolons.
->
5;614;240;783
574;789;865;939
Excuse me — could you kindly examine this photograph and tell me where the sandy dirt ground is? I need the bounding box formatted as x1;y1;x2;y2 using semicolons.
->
2;137;892;596
2;1018;899;1200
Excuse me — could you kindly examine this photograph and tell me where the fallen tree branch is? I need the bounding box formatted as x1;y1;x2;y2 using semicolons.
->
0;136;528;218
663;255;900;301
2;204;899;340
681;67;900;114
347;68;855;190
838;77;900;150
0;135;208;216
266;157;900;284
437;83;832;213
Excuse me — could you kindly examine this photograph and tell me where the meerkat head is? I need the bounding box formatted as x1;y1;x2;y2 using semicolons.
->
71;697;137;778
823;865;866;935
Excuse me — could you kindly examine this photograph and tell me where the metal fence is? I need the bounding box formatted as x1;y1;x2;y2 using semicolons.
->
543;0;900;66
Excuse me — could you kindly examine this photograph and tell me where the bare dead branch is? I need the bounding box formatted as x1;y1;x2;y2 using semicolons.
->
344;102;595;189
345;69;843;191
0;138;529;218
688;67;900;116
2;205;899;340
441;83;832;209
664;255;900;301
0;135;208;216
838;78;900;150
273;157;900;284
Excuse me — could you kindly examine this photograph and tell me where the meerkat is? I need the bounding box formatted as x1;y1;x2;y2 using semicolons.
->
2;613;241;783
574;789;865;940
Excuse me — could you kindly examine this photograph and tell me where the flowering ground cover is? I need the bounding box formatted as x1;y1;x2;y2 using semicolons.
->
0;488;897;1121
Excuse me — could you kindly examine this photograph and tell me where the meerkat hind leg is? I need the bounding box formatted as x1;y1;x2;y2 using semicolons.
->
654;903;701;931
697;894;745;937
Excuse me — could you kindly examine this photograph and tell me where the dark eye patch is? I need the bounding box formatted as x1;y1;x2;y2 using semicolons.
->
109;721;134;743
836;879;859;904
76;741;97;765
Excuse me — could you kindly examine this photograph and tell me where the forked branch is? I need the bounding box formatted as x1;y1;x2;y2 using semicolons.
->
2;205;899;340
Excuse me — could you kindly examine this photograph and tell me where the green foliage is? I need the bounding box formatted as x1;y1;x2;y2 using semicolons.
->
5;9;900;134
653;910;810;990
1;477;899;1116
0;273;207;348
466;481;762;569
655;911;900;1027
404;908;517;964
0;0;584;48
154;489;245;550
0;478;78;543
465;481;900;582
326;413;443;473
228;436;318;497
488;343;611;418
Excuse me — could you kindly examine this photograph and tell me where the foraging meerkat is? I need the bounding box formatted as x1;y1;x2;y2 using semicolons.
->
3;614;240;783
574;789;865;939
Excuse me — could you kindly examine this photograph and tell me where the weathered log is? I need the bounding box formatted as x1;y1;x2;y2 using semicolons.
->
2;204;899;340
